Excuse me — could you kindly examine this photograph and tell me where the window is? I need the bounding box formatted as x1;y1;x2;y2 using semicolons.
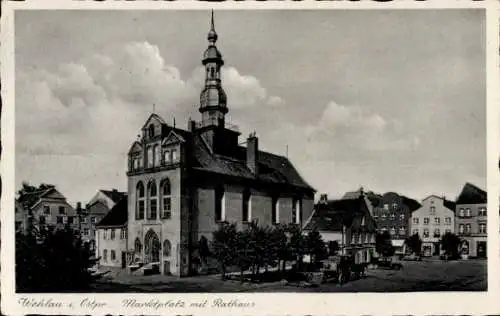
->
147;146;154;168
44;206;50;215
434;229;441;237
465;224;471;233
111;250;116;261
161;179;172;219
272;196;279;224
82;216;88;223
384;204;389;210
479;223;487;234
164;150;171;164
430;206;436;214
424;217;429;225
67;216;74;224
91;217;96;224
134;238;142;253
57;216;63;224
458;224;465;234
83;228;89;236
390;227;396;235
39;216;46;225
445;217;451;225
171;149;178;162
111;229;115;240
399;227;405;235
292;198;302;224
465;208;471;217
63;216;68;224
136;181;145;220
154;145;160;166
148;180;158;220
434;217;440;225
390;213;395;220
148;124;155;138
242;189;251;222
478;207;487;217
412;217;419;224
399;214;405;220
459;208;465;217
423;229;429;238
103;249;108;262
215;186;225;222
381;213;387;219
163;240;172;257
103;229;108;240
392;203;398;209
445;229;452;234
412;229;419;235
58;206;65;214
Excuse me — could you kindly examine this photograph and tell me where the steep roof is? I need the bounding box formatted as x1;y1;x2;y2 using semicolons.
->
304;197;376;233
96;196;128;227
456;183;487;204
100;189;127;204
17;187;65;209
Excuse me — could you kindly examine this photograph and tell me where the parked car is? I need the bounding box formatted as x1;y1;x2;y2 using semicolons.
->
377;257;403;270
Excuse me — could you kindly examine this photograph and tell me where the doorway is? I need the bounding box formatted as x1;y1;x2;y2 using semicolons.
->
477;241;487;258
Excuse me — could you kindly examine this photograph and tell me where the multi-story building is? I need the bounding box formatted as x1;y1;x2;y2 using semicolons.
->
81;189;126;249
454;183;487;259
16;185;78;231
410;195;456;257
371;192;421;254
96;196;128;268
15;199;28;234
125;13;315;276
304;191;377;264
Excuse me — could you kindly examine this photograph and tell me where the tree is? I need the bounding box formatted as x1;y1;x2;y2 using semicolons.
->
245;221;270;279
376;231;395;258
234;229;252;283
305;230;327;267
440;232;461;259
327;240;340;256
269;224;289;273
211;222;238;280
16;225;100;292
405;233;423;255
287;224;306;271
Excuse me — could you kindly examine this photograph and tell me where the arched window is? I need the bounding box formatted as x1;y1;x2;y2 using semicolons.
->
111;250;116;261
136;182;145;219
161;179;172;219
153;145;160;166
163;239;172;257
242;189;251;222
134;238;142;253
215;185;225;222
103;249;108;262
148;180;158;220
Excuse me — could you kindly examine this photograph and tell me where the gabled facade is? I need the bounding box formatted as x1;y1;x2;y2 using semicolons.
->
454;183;487;258
410;195;456;257
125;12;315;277
304;192;377;264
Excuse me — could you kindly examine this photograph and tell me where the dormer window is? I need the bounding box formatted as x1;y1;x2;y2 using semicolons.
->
164;150;171;164
148;124;155;138
171;149;178;162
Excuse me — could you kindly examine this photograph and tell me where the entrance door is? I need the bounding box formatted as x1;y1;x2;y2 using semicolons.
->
121;252;126;268
144;229;160;263
477;241;487;258
164;260;171;275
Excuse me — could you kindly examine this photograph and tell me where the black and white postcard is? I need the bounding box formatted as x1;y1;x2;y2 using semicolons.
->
1;0;499;315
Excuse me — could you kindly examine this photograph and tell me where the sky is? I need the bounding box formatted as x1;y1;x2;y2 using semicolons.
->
15;9;486;205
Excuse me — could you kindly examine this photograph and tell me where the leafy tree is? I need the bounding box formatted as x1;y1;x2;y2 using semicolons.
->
405;233;422;255
211;222;238;280
440;232;461;259
327;240;340;256
198;236;211;266
287;224;306;271
16;225;100;292
305;230;327;266
234;229;253;283
269;224;289;273
246;221;270;279
375;231;395;258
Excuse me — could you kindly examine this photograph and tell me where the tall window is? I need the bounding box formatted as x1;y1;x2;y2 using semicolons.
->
384;204;389;210
172;149;178;162
111;229;115;240
148;180;158;220
147;146;153;168
161;179;172;219
111;250;116;261
164;150;171;164
424;217;429;225
479;223;487;234
292;197;302;224
215;186;225;222
272;196;279;224
412;217;419;224
242;189;251;222
459;208;465;217
43;206;50;215
120;229;125;239
434;217;440;225
103;229;108;239
136;182;145;220
465;208;471;217
390;213;395;220
434;229;441;237
430;206;436;214
423;229;429;238
390;227;396;235
134;238;142;253
458;224;465;234
163;240;172;257
445;217;452;225
148;124;155;138
465;224;471;233
59;206;66;214
103;249;108;262
478;207;487;217
154;145;160;166
399;227;405;235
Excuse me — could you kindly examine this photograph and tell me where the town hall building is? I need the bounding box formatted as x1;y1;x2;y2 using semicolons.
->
125;12;316;276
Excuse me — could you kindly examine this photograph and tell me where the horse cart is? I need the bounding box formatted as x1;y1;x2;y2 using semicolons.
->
320;255;367;285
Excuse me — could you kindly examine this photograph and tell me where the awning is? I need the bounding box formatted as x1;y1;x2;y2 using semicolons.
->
392;239;405;247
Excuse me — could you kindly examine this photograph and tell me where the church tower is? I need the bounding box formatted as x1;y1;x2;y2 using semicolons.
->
199;10;228;128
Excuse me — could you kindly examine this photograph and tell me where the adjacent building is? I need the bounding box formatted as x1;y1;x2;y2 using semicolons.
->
410;195;456;257
16;185;78;231
81;189;126;249
303;191;377;264
371;192;421;254
125;13;315;276
454;183;487;259
96;196;128;268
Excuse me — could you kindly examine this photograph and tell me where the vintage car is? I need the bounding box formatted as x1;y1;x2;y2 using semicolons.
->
377;256;403;270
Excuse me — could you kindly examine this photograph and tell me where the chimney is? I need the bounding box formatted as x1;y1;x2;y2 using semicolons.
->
246;132;258;174
188;118;197;132
319;194;328;203
76;202;82;210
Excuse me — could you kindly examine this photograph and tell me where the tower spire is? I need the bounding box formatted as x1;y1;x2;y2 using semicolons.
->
208;9;218;45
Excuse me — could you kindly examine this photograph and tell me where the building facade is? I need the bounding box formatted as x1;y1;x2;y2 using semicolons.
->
125;13;316;277
96;197;128;268
454;183;487;258
304;192;377;264
371;192;421;254
410;195;455;257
